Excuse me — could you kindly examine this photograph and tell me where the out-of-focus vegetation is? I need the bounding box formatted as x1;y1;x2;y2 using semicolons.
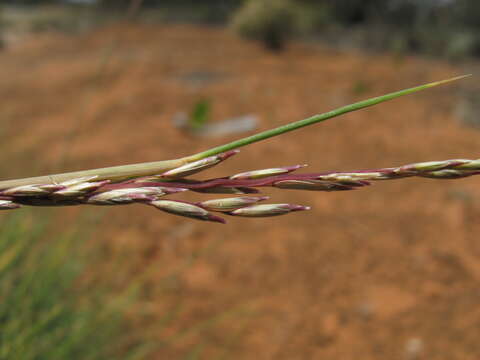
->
325;0;480;59
229;0;480;58
3;0;480;58
99;0;242;24
229;0;328;51
0;14;3;49
189;98;212;131
0;208;242;359
231;0;307;51
0;211;146;360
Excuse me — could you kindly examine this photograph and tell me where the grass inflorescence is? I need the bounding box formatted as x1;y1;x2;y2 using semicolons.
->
0;76;474;224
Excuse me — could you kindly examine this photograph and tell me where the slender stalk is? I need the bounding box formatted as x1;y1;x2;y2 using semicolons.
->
189;75;469;160
0;75;468;190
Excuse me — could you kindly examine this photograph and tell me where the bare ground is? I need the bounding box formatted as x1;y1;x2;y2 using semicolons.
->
1;24;480;359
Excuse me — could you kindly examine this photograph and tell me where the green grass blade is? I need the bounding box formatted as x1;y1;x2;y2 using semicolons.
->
191;75;470;160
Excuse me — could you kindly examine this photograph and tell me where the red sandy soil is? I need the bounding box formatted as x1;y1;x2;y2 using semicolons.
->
2;24;480;359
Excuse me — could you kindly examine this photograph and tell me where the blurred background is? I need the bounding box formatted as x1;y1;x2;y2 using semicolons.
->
1;0;480;359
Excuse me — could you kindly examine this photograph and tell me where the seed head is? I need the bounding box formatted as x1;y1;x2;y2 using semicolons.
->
398;160;450;173
273;179;357;191
160;150;239;179
86;187;170;205
150;199;225;223
455;159;480;171
2;184;64;197
420;169;480;179
318;172;384;181
229;165;306;180
229;203;309;217
0;200;21;210
60;176;99;186
199;196;268;212
53;180;110;198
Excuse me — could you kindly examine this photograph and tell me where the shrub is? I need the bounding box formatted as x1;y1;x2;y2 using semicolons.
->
0;8;4;50
230;0;304;51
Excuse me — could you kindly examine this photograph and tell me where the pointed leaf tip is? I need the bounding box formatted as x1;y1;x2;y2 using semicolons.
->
425;74;471;89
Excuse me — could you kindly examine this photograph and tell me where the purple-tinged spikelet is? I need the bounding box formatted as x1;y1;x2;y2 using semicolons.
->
150;199;225;223
316;172;383;181
229;203;309;217
198;196;269;212
273;179;360;191
456;159;480;170
229;165;306;180
86;187;170;205
0;200;21;210
398;160;452;173
59;176;99;186
419;170;480;179
159;150;239;179
53;180;110;198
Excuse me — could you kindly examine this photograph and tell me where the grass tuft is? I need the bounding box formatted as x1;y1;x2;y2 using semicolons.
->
0;211;145;360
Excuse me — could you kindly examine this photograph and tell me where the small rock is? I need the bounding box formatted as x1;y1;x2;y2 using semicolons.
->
405;337;423;360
